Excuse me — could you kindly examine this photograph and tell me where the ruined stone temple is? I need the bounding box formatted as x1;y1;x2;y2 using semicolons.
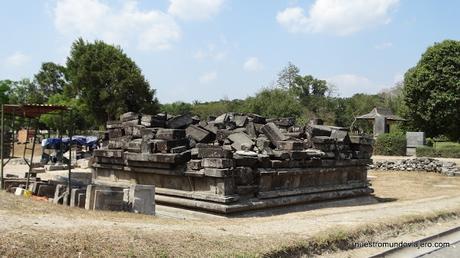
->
91;112;374;214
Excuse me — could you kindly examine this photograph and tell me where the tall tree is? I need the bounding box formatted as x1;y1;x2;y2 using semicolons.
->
66;38;159;124
403;40;460;140
277;62;300;89
34;62;69;100
0;80;12;104
8;79;45;104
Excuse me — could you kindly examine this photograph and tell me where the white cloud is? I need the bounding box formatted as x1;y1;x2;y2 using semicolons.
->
193;43;227;61
54;0;181;51
375;42;393;49
168;0;225;21
4;52;30;67
327;74;383;97
277;0;399;35
243;57;264;72
199;71;217;83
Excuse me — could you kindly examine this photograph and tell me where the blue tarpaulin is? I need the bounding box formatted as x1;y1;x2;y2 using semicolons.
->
41;136;98;149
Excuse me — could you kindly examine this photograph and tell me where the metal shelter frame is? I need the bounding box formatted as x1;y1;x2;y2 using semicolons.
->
0;104;73;200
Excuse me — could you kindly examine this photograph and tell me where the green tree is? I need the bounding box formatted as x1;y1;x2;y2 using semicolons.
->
243;88;303;119
34;62;69;100
8;79;45;104
66;38;159;125
161;101;193;115
403;40;460;140
277;62;300;89
0;80;12;104
40;93;95;130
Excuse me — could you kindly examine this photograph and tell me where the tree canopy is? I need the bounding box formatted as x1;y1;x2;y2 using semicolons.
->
34;62;68;100
66;38;159;124
403;40;460;140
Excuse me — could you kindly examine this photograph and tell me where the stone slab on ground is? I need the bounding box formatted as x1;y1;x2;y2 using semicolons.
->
70;188;86;208
129;184;155;215
93;190;125;211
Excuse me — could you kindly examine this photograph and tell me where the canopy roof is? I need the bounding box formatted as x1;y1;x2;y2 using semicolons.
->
356;107;405;121
2;104;68;118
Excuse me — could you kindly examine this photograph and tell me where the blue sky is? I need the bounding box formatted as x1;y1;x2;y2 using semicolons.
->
0;0;459;103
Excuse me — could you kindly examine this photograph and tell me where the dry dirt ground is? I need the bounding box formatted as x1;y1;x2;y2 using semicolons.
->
1;170;460;257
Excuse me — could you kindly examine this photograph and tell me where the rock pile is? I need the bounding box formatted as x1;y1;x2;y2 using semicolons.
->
100;112;373;165
371;158;459;176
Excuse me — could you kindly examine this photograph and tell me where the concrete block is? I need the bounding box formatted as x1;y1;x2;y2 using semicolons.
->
228;132;254;151
85;185;96;210
406;132;425;148
202;158;235;169
37;184;55;198
261;122;289;148
108;128;123;139
374;116;387;137
125;152;190;164
70;188;86;207
106;120;122;129
53;184;67;204
77;193;86;208
129;185;155;215
187;159;202;170
203;168;234;178
154;139;187;153
186;125;213;143
140;128;156;141
309;125;332;137
120;112;139;122
234;115;248;127
127;139;143;153
93;190;125;211
14;187;25;196
155;129;186;140
197;146;233;158
246;122;257;138
171;146;187;153
277;141;304;151
234;167;254;185
167;114;193;129
94;149;124;158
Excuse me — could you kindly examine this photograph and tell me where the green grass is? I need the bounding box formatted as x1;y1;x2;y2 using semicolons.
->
434;141;460;149
417;141;460;158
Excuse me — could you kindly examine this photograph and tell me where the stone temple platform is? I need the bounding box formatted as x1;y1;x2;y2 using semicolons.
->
91;112;374;214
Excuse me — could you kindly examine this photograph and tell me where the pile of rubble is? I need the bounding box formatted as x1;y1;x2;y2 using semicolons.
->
101;112;373;163
91;112;374;213
370;158;459;176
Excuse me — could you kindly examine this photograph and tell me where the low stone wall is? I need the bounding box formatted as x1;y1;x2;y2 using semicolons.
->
370;158;459;176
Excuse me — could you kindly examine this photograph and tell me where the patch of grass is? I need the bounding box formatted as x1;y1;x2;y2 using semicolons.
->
263;209;460;257
417;143;460;158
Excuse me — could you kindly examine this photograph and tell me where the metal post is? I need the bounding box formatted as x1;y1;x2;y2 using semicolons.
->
26;117;39;189
58;110;63;163
67;110;72;205
0;104;4;189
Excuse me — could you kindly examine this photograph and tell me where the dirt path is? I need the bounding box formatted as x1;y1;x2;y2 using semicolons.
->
1;171;460;256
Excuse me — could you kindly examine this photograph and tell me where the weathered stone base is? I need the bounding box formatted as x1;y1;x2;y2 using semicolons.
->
93;160;372;214
155;187;373;214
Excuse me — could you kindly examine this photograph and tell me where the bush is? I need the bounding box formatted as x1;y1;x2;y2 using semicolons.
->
373;133;407;156
416;144;460;158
